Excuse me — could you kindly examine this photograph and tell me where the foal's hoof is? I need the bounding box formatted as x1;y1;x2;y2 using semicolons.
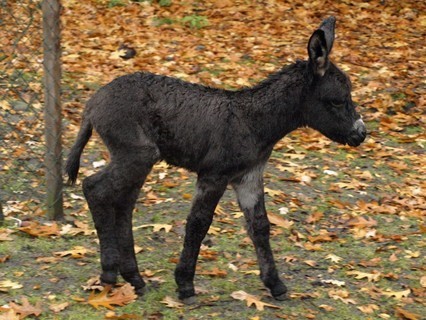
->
181;295;197;305
135;285;147;296
273;292;288;301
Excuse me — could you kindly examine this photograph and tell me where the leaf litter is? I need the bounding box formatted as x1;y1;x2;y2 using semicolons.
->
1;0;425;318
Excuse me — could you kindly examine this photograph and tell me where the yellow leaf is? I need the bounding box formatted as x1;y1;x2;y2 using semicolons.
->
319;304;334;311
420;276;426;288
347;270;381;282
264;187;285;198
133;224;172;233
357;304;380;314
404;250;420;259
0;280;23;292
230;290;281;311
381;289;411;300
160;296;184;308
325;254;343;263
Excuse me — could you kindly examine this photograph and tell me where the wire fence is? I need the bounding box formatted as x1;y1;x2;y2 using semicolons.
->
0;0;63;221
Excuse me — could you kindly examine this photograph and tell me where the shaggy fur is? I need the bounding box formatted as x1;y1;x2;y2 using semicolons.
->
66;17;366;303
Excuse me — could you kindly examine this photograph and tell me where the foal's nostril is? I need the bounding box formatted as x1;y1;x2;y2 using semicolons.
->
353;119;367;139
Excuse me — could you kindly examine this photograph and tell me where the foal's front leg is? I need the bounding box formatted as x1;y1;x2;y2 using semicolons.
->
175;175;227;304
232;165;287;300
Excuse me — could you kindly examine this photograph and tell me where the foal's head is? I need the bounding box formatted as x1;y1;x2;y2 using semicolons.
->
302;17;367;147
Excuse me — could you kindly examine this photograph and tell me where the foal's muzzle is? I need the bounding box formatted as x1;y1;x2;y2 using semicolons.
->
347;118;367;147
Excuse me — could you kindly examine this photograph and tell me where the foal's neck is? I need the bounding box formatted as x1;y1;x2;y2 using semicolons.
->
234;61;309;147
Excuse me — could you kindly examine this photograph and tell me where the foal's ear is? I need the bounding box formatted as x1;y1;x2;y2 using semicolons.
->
308;29;329;77
319;16;336;53
308;16;336;77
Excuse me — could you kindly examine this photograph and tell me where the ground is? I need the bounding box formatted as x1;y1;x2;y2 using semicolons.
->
0;0;425;319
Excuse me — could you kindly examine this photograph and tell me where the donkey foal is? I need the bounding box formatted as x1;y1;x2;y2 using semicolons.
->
66;17;366;303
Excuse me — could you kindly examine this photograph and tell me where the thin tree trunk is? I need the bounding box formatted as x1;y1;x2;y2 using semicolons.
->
42;0;64;220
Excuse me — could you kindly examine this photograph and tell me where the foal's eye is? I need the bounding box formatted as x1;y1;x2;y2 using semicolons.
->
330;100;345;108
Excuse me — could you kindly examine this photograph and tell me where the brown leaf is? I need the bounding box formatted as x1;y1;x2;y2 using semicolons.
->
0;308;20;320
395;307;421;320
18;222;60;237
54;246;94;259
0;255;10;263
305;211;324;224
9;297;42;319
328;289;357;304
230;290;281;311
357;304;380;314
104;311;140;319
49;302;69;313
346;216;378;229
347;270;382;282
0;229;14;241
197;267;227;278
267;212;294;229
87;284;137;310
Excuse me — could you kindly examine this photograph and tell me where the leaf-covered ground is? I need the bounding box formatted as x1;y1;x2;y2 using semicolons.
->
1;0;425;319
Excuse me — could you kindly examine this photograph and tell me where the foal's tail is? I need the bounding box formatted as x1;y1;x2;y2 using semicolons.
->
65;117;93;185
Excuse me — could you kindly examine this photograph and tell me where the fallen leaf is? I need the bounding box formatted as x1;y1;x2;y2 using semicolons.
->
347;270;382;282
319;304;334;311
0;255;10;263
18;221;60;237
381;289;411;300
304;260;317;267
197;267;227;278
325;254;343;263
104;311;140;319
49;302;69;313
395;307;421;320
87;284;137;310
320;279;346;287
420;276;426;288
305;211;324;223
230;290;281;311
357;304;380;314
54;246;94;259
267;212;294;229
0;280;23;292
404;250;420;259
160;296;184;308
133;224;172;233
9;297;42;319
0;229;14;241
346;216;378;229
0;308;20;320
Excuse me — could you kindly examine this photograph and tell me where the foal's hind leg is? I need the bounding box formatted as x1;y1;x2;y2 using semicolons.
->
113;162;152;293
83;122;159;290
83;166;120;286
175;175;227;303
232;165;287;300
